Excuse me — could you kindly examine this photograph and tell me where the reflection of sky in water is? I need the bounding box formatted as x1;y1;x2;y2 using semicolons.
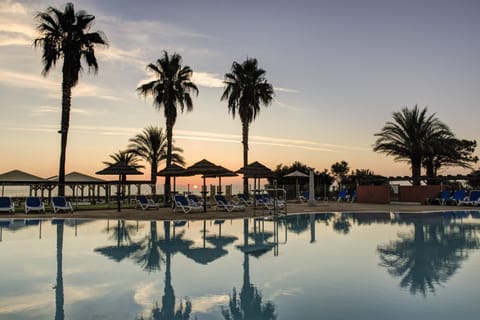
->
0;212;480;319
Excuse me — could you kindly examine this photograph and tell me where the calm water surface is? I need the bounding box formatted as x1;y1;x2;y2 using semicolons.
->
1;212;480;319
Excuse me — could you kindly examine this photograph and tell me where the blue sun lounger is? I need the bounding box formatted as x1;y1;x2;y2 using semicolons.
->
25;197;45;213
214;195;245;212
174;195;202;213
135;195;159;210
51;196;73;213
0;197;15;213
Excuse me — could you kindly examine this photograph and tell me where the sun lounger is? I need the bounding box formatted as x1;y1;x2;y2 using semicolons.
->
298;191;308;203
135;195;159;210
174;195;203;213
337;189;349;202
214;195;245;212
254;194;285;210
450;190;467;205
236;193;253;206
458;190;480;206
188;194;209;208
433;190;451;205
0;197;15;213
51;196;73;213
25;197;45;213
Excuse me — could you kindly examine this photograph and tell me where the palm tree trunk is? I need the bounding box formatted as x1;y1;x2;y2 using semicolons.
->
242;121;249;195
151;161;157;196
58;75;72;196
411;158;422;186
164;119;173;206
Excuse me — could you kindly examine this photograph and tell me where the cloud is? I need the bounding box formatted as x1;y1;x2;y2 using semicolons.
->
0;68;122;101
192;72;224;88
274;100;304;112
30;105;104;116
0;68;59;91
274;86;300;94
0;1;37;47
0;124;368;152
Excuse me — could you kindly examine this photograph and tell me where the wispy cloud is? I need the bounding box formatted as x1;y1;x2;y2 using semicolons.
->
274;100;304;112
0;124;369;152
274;86;300;94
0;1;37;47
0;68;122;101
0;68;58;91
30;105;104;116
192;72;224;88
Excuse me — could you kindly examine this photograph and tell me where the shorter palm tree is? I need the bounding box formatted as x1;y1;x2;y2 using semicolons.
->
128;126;185;195
373;105;452;185
103;150;144;195
103;150;144;169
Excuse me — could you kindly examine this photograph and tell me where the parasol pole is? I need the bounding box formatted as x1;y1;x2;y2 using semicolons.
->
202;176;207;212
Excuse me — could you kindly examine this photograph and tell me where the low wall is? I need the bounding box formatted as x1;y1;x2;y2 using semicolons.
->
357;185;390;204
357;185;442;204
398;185;441;203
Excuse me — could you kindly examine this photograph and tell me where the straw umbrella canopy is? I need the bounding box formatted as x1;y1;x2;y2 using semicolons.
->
205;165;238;195
157;164;191;194
284;170;309;198
96;161;143;212
236;161;275;197
186;159;228;212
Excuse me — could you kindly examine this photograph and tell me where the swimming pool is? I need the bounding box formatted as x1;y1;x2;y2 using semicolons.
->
1;211;480;319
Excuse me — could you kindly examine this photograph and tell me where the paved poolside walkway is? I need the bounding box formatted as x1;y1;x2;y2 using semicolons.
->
1;201;478;221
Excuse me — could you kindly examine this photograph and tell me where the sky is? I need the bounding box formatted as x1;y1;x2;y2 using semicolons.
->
1;0;479;190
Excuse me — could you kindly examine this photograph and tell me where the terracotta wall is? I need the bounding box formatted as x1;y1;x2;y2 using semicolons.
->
398;185;441;203
357;185;390;204
357;185;442;204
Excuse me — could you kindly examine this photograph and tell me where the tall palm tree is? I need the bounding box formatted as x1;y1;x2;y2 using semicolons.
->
137;51;198;203
128;126;185;195
34;3;108;196
373;105;453;185
221;58;274;194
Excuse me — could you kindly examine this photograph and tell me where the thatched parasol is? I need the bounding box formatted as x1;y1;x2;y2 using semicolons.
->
186;159;228;212
157;164;191;193
96;161;143;212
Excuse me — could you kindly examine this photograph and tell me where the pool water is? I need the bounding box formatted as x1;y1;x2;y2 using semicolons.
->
1;211;480;319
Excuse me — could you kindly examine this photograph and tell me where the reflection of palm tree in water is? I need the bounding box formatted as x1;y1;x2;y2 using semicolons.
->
55;221;64;320
138;221;192;320
109;220;137;247
134;221;163;272
222;219;277;319
378;219;480;296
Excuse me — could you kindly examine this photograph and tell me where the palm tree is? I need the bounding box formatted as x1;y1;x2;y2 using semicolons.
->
373;105;453;185
103;150;144;169
128;126;185;195
221;58;274;194
34;3;108;196
137;51;198;203
103;150;144;196
423;138;478;181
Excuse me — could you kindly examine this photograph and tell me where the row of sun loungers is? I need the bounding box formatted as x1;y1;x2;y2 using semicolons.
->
171;193;287;214
432;190;480;206
0;196;73;214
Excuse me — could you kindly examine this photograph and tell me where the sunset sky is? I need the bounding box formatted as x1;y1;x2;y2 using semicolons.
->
1;0;479;190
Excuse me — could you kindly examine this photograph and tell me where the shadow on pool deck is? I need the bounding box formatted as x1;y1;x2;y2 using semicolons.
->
1;200;478;221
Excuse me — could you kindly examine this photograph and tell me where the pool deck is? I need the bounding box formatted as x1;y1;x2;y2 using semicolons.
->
1;201;478;221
